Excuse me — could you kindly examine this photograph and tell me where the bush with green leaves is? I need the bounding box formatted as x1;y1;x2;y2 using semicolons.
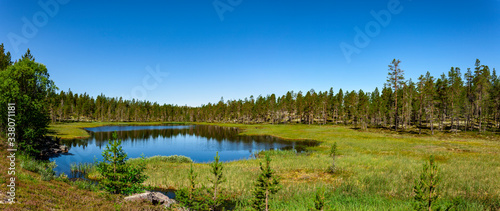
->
252;153;281;211
413;155;440;211
0;49;57;156
97;132;148;195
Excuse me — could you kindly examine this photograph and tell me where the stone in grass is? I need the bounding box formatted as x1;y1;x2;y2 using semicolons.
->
124;191;179;208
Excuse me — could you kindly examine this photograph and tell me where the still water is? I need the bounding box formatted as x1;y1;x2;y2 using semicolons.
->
50;124;318;176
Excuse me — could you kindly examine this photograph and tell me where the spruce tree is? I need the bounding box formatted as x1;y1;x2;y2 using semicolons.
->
252;153;281;211
97;132;147;194
209;152;226;210
413;155;440;211
0;43;12;71
329;142;337;173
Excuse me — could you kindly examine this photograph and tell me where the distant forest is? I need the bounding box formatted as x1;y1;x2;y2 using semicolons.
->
48;59;499;133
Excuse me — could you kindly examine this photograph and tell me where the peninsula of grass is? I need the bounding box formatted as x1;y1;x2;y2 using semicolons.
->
47;121;181;139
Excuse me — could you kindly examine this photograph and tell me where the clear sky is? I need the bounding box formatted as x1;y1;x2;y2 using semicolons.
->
1;0;499;106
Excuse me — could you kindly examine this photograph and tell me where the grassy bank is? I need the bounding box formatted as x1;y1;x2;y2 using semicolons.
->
48;121;175;139
45;122;500;210
0;141;162;210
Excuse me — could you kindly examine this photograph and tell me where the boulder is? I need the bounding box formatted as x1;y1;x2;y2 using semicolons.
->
59;145;69;152
124;191;177;207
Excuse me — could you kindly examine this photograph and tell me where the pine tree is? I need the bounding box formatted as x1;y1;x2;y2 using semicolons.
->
97;132;147;194
358;90;369;130
422;72;436;135
473;59;491;132
448;67;463;132
386;59;405;131
490;68;500;129
328;142;337;173
464;68;474;131
209;152;226;210
252;153;281;211
0;43;12;71
413;156;440;211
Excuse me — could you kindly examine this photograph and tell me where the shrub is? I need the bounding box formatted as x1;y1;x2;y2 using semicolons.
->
176;164;212;210
252;153;281;211
176;156;232;211
313;186;326;211
327;142;337;174
97;132;148;195
40;162;56;181
208;152;229;210
413;155;440;211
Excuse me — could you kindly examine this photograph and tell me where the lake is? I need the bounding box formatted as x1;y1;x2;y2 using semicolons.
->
50;124;318;177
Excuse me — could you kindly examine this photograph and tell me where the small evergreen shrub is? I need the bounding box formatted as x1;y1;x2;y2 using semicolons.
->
327;142;337;174
413;155;440;211
313;186;326;211
251;153;281;211
96;132;148;195
176;152;231;211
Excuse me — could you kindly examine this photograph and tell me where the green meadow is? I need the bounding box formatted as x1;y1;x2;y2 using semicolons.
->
42;122;500;210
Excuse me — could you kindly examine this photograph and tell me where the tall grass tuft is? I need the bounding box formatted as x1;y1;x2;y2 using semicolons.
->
70;162;95;174
20;154;56;181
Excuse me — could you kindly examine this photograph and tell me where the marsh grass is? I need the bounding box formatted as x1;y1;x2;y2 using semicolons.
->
70;179;100;191
135;123;500;210
45;122;500;210
70;162;95;174
20;154;57;181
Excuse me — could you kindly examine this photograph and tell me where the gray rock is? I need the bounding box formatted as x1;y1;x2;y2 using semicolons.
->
59;145;68;152
124;191;177;206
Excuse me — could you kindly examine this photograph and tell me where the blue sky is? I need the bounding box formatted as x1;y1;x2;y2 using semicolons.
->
1;0;499;106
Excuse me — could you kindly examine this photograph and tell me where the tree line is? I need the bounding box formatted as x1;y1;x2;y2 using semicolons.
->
1;45;499;137
48;59;499;134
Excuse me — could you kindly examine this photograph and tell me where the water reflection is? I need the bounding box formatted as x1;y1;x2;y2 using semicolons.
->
51;125;318;176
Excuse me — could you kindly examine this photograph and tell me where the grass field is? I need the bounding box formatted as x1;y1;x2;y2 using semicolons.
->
137;123;500;210
4;122;500;210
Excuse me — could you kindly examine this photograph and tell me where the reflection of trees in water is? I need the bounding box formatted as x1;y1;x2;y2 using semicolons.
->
67;125;318;151
61;138;90;149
